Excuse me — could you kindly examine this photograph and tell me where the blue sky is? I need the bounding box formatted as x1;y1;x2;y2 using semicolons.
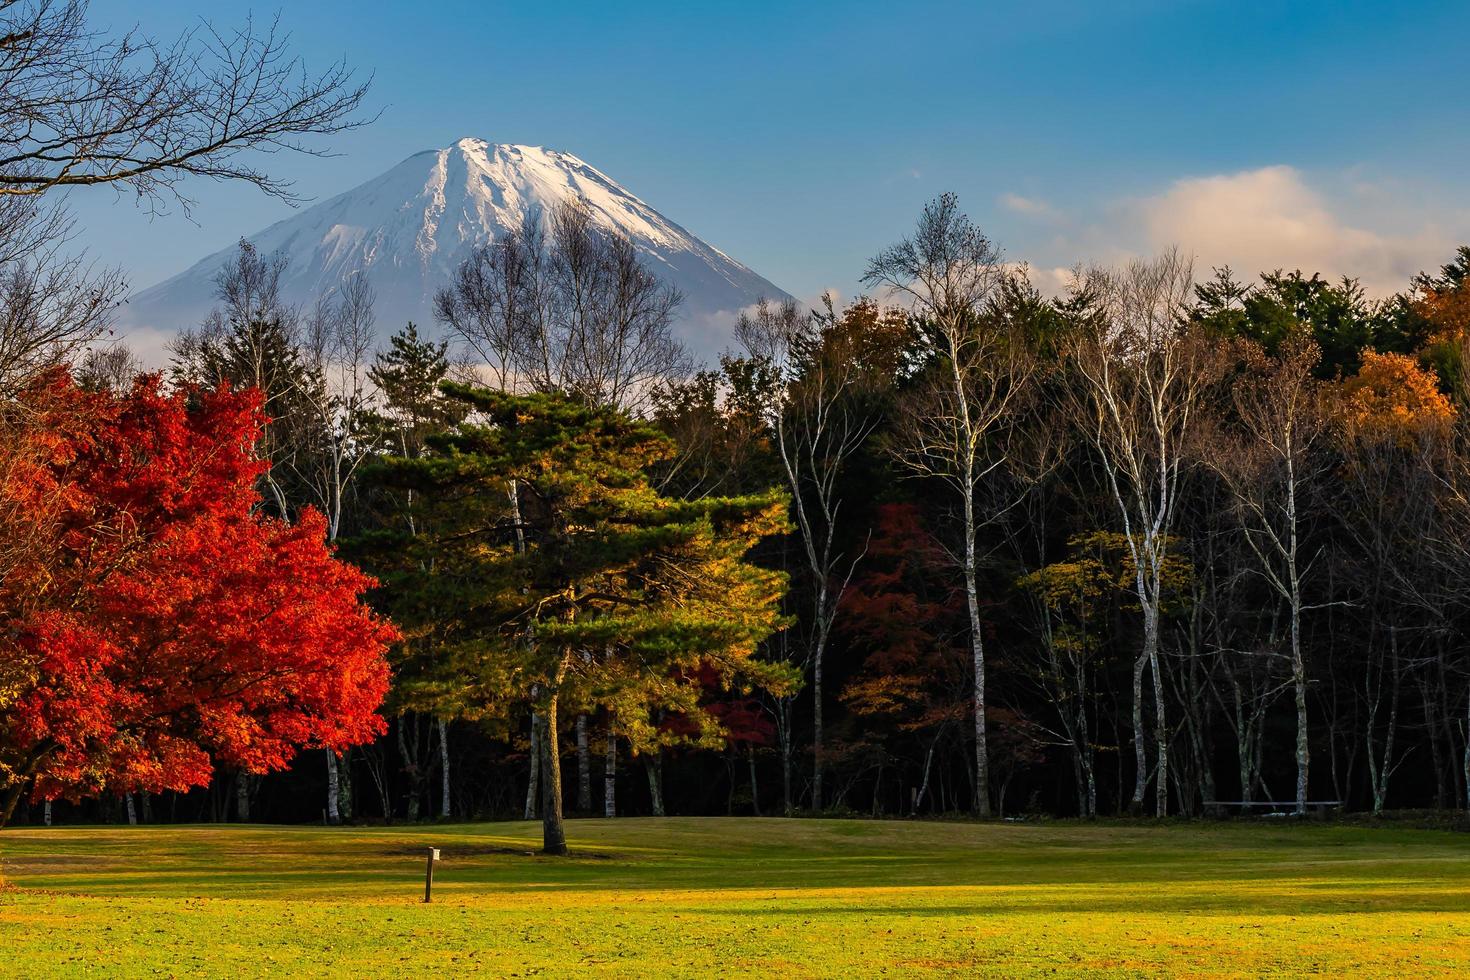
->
72;0;1470;305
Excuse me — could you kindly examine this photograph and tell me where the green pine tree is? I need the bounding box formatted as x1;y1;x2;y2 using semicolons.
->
363;383;794;853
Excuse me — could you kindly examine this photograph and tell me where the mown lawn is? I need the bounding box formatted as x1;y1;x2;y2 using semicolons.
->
1;817;1468;977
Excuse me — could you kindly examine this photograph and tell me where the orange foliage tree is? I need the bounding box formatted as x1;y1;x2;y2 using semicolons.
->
1332;350;1455;445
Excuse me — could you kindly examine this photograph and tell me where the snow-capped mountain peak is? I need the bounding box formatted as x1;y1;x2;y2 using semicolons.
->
121;139;790;358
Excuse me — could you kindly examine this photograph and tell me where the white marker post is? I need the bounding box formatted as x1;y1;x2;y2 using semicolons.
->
424;847;441;903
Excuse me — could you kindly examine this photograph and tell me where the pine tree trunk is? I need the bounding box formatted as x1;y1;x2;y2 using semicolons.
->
645;754;665;816
325;750;342;825
540;692;567;855
603;727;617;818
438;717;451;819
576;715;592;812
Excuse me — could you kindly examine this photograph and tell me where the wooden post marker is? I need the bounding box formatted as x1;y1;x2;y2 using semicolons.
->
424;847;441;903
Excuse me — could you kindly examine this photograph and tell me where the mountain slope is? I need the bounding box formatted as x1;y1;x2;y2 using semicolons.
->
121;139;791;357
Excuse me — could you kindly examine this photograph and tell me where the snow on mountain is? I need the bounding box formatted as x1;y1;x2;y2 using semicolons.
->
120;138;791;359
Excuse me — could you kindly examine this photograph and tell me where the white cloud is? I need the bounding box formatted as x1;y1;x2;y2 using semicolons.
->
1132;165;1452;296
999;192;1061;221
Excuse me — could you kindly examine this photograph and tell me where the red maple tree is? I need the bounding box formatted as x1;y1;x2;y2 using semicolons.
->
0;372;394;824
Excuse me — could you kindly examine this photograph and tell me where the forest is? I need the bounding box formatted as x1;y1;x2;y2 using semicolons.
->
5;1;1470;857
11;192;1470;845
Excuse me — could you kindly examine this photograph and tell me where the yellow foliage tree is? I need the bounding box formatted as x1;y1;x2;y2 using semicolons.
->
1332;350;1454;445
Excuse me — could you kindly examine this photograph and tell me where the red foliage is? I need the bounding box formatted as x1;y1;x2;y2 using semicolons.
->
839;504;970;732
662;663;774;748
0;373;394;810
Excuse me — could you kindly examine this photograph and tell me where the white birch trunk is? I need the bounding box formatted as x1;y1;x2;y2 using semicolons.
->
524;714;540;820
325;750;342;825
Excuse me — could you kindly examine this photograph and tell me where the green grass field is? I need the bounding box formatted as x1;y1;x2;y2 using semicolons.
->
2;817;1468;977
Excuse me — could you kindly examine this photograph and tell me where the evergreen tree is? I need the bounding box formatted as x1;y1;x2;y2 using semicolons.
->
365;384;794;852
368;323;461;458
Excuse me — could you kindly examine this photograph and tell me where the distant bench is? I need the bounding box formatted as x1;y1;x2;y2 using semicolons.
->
1204;800;1344;819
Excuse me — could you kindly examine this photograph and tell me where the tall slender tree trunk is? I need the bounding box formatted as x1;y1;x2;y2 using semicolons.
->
397;714;423;822
1369;627;1403;815
1463;687;1470;812
438;718;451;819
43;799;51;826
1286;466;1309;816
812;611;827;811
325;751;342;825
338;749;353;820
778;697;794;815
524;714;541;820
235;772;251;823
962;479;990;817
914;731;940;815
604;724;617;818
576;715;592;812
1129;650;1148;815
1291;610;1309;815
1149;637;1168;817
748;746;761;816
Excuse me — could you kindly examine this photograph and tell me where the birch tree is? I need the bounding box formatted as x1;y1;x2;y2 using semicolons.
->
1063;250;1220;817
1207;336;1326;815
737;296;898;810
300;274;379;543
863;194;1032;817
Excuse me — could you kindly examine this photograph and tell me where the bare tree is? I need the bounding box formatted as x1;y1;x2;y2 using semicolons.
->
0;1;371;208
737;295;890;811
299;273;378;542
0;1;370;395
76;342;140;392
863;193;1033;817
0;194;121;396
1063;250;1221;817
436;200;689;414
1206;336;1327;815
169;241;315;520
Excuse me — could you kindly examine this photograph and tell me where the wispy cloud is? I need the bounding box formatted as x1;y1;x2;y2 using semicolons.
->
998;192;1061;221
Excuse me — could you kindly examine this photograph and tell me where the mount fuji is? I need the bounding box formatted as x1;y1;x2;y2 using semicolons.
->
120;138;792;358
